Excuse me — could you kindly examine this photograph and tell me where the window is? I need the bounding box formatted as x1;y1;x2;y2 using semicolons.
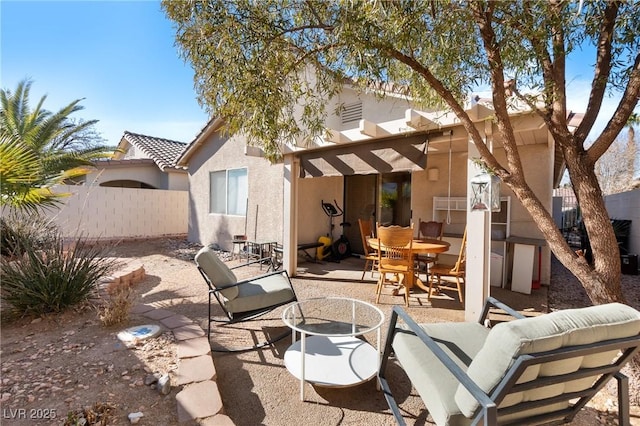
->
209;168;247;215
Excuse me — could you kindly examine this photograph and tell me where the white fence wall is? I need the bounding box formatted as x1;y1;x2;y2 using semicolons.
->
605;189;640;256
46;185;188;240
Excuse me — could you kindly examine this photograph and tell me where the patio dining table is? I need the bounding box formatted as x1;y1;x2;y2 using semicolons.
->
367;237;450;293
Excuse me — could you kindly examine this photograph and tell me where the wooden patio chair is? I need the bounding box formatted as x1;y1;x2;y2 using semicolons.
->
358;218;379;280
379;296;640;426
375;223;414;306
195;246;297;352
415;219;444;273
429;228;466;303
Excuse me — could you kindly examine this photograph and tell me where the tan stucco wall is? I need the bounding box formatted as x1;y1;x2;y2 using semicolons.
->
187;132;284;250
166;171;189;191
323;87;413;133
411;150;469;236
86;163;166;189
297;176;343;245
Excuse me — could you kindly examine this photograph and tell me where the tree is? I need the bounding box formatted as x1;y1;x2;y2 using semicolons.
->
163;1;640;304
0;79;112;212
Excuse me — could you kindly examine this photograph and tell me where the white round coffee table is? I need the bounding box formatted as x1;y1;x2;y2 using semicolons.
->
282;297;385;400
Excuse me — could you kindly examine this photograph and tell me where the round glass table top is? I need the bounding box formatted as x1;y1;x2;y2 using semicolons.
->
282;297;385;337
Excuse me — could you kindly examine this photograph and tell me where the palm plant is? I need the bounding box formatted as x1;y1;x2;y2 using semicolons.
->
0;79;113;212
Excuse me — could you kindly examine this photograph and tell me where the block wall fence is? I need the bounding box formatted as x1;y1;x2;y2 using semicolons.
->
44;185;188;241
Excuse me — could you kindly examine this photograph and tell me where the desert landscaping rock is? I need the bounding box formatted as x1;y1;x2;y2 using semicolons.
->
128;411;144;424
157;373;171;395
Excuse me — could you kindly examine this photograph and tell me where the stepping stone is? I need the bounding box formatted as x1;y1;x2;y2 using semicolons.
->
176;381;223;422
160;314;192;329
173;324;205;341
200;414;234;426
177;337;211;359
143;309;175;320
176;355;216;385
130;304;154;314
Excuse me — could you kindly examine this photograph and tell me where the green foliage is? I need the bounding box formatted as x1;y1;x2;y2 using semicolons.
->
0;79;113;212
0;227;117;316
162;1;639;161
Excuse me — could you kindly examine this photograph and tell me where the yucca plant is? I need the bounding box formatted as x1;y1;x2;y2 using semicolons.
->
0;211;58;257
0;231;118;315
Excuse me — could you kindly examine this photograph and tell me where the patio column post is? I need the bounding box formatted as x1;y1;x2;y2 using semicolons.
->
283;155;300;276
465;134;492;322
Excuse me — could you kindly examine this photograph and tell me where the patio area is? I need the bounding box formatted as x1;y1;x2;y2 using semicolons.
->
207;255;553;425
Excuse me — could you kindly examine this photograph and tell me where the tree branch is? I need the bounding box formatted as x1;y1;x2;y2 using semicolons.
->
587;53;640;162
573;2;619;144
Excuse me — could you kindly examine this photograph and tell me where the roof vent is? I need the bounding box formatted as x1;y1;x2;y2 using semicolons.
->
341;102;362;125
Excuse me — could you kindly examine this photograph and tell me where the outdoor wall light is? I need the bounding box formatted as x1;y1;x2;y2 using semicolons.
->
470;172;501;212
427;167;439;181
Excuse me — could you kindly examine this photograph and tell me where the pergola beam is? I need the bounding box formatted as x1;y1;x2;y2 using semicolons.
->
359;119;391;138
405;108;438;130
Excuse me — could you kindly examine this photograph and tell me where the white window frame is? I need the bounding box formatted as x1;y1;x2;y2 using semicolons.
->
209;168;248;216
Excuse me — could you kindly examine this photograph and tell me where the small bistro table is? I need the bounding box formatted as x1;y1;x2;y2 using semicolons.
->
281;297;385;401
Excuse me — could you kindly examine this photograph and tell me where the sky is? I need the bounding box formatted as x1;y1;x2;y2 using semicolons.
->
1;0;209;147
0;1;631;149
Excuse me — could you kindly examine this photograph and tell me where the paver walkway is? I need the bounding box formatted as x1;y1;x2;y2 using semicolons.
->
131;303;233;424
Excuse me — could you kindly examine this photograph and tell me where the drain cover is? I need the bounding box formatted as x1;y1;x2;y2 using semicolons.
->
117;324;162;342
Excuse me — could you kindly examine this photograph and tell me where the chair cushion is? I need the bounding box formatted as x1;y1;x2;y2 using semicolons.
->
455;303;640;418
225;272;295;314
392;321;490;426
195;246;239;300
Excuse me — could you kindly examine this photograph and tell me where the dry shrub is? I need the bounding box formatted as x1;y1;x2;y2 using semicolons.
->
98;286;133;327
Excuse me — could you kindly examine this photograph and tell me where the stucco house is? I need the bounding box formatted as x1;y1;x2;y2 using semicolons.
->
176;85;581;319
87;131;189;191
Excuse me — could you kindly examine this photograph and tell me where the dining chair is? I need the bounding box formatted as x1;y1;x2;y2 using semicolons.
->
428;228;466;304
415;219;444;273
357;218;378;280
375;223;414;306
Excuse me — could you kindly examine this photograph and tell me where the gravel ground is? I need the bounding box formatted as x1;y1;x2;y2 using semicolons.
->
2;238;638;425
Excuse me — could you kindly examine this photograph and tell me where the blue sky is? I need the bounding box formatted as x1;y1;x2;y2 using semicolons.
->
1;0;209;146
0;1;630;149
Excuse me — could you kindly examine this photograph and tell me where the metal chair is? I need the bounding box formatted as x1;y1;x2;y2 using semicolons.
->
375;223;414;306
379;297;640;426
195;246;297;352
358;218;378;280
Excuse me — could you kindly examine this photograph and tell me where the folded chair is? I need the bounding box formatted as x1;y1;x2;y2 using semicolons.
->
195;246;297;352
378;296;640;426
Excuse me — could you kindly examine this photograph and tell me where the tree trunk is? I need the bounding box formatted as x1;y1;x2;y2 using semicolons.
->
563;142;625;304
